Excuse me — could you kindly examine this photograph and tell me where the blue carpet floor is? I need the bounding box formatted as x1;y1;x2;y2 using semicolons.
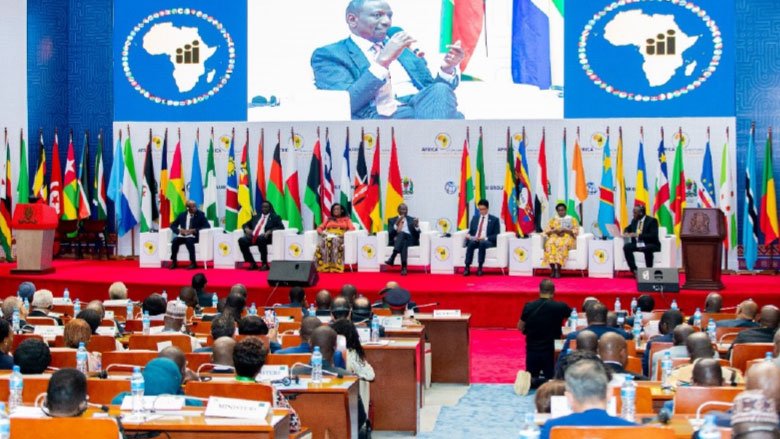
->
418;385;536;438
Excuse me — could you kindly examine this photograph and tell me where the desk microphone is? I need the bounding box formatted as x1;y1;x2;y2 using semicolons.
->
414;302;440;310
387;27;424;57
196;363;235;381
290;362;344;379
103;364;144;376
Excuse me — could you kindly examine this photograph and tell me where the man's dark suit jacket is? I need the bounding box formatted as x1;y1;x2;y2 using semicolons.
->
310;37;458;119
241;212;284;240
388;215;421;246
170;210;210;242
623;215;661;247
604;361;648;381
468;214;500;246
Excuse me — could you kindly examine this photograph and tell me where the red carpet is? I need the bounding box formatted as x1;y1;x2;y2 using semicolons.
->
0;260;777;328
470;329;525;383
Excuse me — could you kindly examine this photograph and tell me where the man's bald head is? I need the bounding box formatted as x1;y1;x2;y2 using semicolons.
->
315;290;332;310
300;317;322;344
385;281;400;289
692;358;723;387
340;285;358;304
704;293;723;313
576;330;598;354
686;332;715;361
310;326;337;362
212;337;236;367
737;300;759;321
673;324;695;346
86;300;105;319
158;346;187;382
758;305;780;330
229;283;248;298
746;362;780;411
598;332;628;366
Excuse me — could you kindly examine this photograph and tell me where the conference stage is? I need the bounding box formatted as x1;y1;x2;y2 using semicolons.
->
0;259;775;328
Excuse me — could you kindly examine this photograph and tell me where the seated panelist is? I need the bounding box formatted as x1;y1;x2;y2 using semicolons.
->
238;201;285;271
385;203;420;276
169;200;210;270
315;203;355;273
622;205;660;275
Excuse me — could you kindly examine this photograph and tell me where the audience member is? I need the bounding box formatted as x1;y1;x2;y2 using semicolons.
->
377;286;418;314
598;332;647;380
142;293;167;320
331;296;352;320
292;326;350;376
702;360;780;430
774;331;780;369
111;358;202;406
223;292;247;323
582;297;600;315
332;319;375;381
517;279;572;387
340;284;358;305
178;286;200;312
731;390;779;439
13;338;51;374
686;292;723;325
692;358;724;386
642;309;684;376
229;283;248;299
238;315;269;336
108;281;128;301
669;332;743;386
560;302;632;358
29;289;62;325
85;300;106;320
606;311;619;328
651;323;695;380
158;346;197;383
315;290;332;316
76;309;102;334
276;317;322;354
16;281;36;302
192;273;211;307
540;359;635;439
554;350;604;380
732;306;780;344
62;318;101;372
575;330;598;354
535;380;566;414
280;286;308;313
44;369;88;417
351;296;375;325
206;314;236;342
625;294;655;327
0;320;13;369
161;301;201;351
211;337;236;371
718;300;760;328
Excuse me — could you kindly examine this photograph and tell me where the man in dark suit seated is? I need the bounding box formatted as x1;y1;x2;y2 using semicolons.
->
310;0;465;120
238;201;284;271
276;317;323;354
559;302;632;364
598;332;647;380
717;299;760;328
385;203;420;276
732;305;780;345
169;200;210;269
622;205;661;275
463;199;500;276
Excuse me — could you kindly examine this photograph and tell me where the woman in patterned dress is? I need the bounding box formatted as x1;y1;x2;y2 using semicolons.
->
315;203;355;273
543;203;579;278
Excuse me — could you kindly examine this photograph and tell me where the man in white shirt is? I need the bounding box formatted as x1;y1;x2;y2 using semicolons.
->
238;201;285;270
385;203;421;276
311;0;466;119
464;199;500;276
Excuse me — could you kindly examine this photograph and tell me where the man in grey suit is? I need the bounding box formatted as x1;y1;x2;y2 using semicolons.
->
311;0;465;120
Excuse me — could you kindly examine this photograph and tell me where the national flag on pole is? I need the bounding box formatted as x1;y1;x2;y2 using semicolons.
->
439;0;484;71
669;129;687;239
62;131;80;220
634;131;649;209
597;131;615;238
516;128;535;236
17;130;29;205
304;133;324;224
534;129;550;232
511;0;563;89
653;131;674;235
49;131;62;216
385;129;403;224
556;129;568;206
92;130;107;221
168;133;186;222
32;130;47;203
367;131;383;234
238;130;254;227
322;133;336;217
474;129;486;207
352;130;371;230
0;130;13;260
339;128;353;218
107;132;124;229
118;131;140;236
760;128;779;244
203;130;218;227
615;128;628;230
140;130;158;233
568;130;587;223
254;130;266;212
76;131;91;220
284;130;303;231
457;132;474;231
189;136;204;207
159;130;170;228
743;124;760;270
267;134;286;219
502;128;520;234
224;131;239;232
698;134;717;209
719;130;737;251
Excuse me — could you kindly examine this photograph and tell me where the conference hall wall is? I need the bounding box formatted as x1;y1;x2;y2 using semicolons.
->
111;0;737;259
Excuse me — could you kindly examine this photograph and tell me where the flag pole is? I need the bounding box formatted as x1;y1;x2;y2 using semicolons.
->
577;126;583;223
124;125;136;258
466;126;471;228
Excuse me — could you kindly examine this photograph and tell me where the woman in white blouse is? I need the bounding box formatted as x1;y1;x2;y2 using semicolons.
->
333;319;375;414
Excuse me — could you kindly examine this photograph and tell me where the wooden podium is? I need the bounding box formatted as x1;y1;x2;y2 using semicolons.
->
11;203;58;274
680;208;725;290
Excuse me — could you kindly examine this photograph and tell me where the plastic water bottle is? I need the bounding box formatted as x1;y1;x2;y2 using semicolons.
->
569;308;578;331
308;303;316;317
765;352;774;362
11;309;19;334
518;412;540;439
271;309;278;328
63;288;70;302
211;293;218;309
73;298;81;316
620;375;636;422
76;342;89;374
693;308;702;328
698;414;721;439
614;297;622;312
8;366;23;413
311;346;323;384
371;316;380;342
94;352;102;373
249;303;257;316
126;301;134;320
630;297;638;315
632;319;642;349
670;299;678;310
142;311;151;335
661;351;673;389
617;311;625;327
22;298;29;313
131;366;145;414
707;318;717;343
0;402;9;439
161;290;168;302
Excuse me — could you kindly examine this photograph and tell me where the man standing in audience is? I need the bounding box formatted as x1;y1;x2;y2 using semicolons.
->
540;359;635;439
669;332;743;386
29;289;63;325
463;199;500;276
717;299;759;328
108;281;128;301
687;292;722;325
651;324;694;380
732;305;780;344
277;316;322;354
385;203;421;276
517;279;572;387
642;309;683;376
169;200;210;269
598;332;647;380
45;369;89;417
238;201;285;271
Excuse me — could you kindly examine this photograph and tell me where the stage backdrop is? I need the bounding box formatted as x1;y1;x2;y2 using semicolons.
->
1;0;28;205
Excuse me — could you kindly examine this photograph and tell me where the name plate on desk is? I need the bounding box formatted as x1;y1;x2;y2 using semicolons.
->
433;309;461;318
120;395;184;411
258;365;289;382
380;316;403;329
96;326;117;337
205;396;271;422
52;298;72;306
357;327;370;343
33;325;63;339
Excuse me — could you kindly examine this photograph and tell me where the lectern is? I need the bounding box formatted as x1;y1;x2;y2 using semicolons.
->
680;208;725;290
11;203;58;273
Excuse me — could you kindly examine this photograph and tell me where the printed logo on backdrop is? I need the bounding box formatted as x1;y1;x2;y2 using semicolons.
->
218;242;232;257
363;133;375;151
587;182;599;196
436;218;452;235
444;181;458;196
593;249;609;264
289;133;305;151
513;247;529;263
287;243;302;258
434;246;450;262
361;244;376;260
114;2;247;121
422;133;458;156
143;240;157;256
565;0;735;118
402;177;414;198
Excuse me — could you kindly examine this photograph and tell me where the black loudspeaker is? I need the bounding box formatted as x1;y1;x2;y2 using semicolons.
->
637;268;680;293
267;261;319;287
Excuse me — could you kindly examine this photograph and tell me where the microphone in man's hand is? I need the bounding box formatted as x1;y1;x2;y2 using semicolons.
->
387;26;424;57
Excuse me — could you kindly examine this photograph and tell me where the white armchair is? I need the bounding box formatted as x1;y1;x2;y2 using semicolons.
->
613;227;677;271
228;222;298;267
376;221;434;272
452;222;513;274
159;227;217;269
531;229;593;275
302;222;364;266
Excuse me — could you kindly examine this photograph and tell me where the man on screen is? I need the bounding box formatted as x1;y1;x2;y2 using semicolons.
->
311;0;465;120
622;205;660;275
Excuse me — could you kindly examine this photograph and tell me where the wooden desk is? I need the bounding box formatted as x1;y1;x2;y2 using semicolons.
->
119;407;291;438
383;324;426;406
658;415;731;439
416;313;471;384
277;377;359;439
364;339;421;433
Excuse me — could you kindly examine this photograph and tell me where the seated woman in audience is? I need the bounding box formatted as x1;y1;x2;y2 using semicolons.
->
44;369;88;417
331;319;375;381
77;308;124;351
314;203;354;273
13;338;51;374
542;203;579;278
111;357;203;406
238;315;281;352
0;320;13;370
534;380;566;413
142;293;167;321
61;318;102;372
2;297;30;331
